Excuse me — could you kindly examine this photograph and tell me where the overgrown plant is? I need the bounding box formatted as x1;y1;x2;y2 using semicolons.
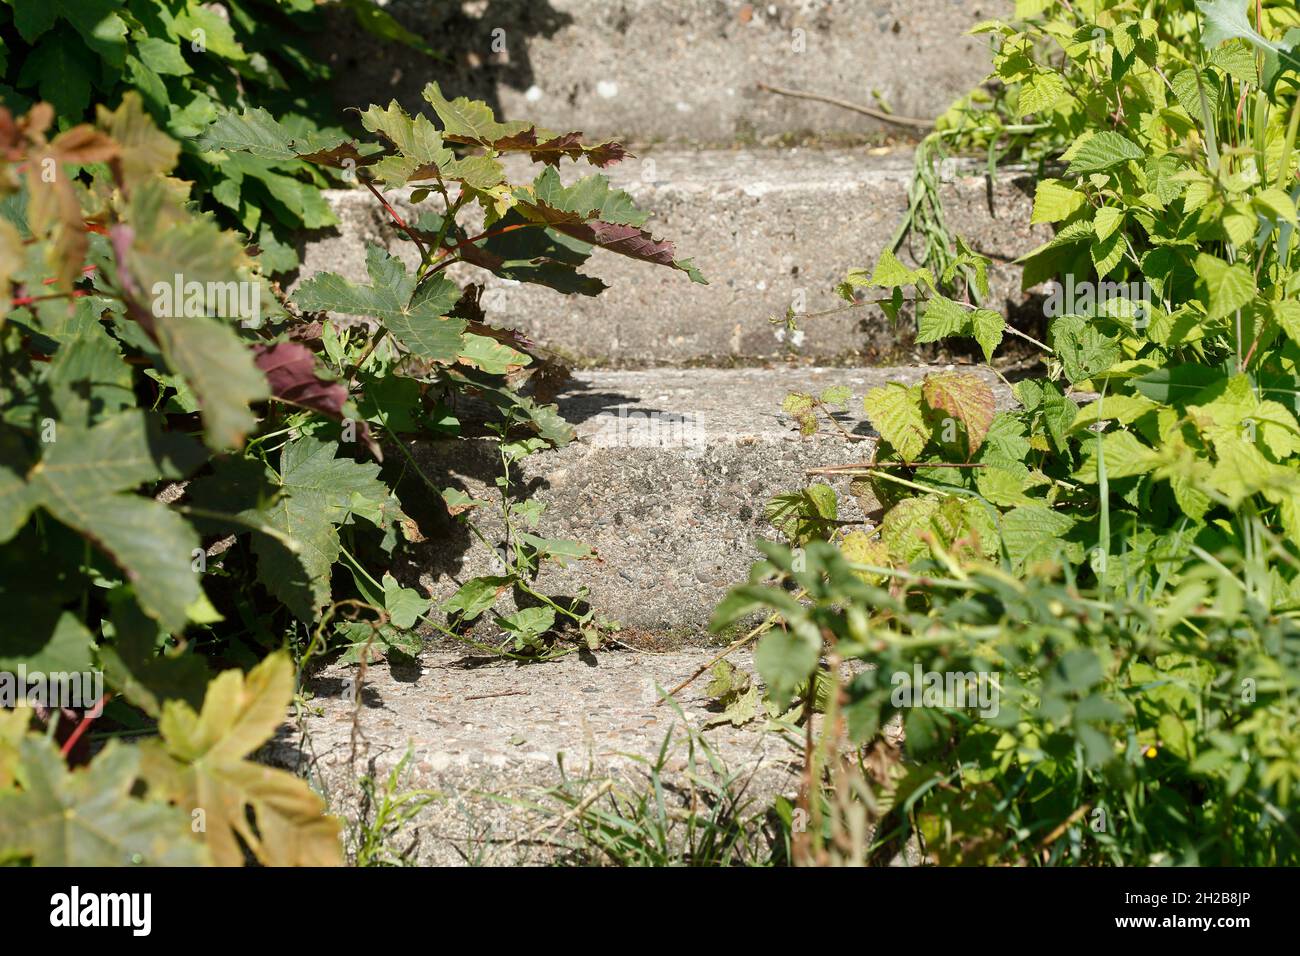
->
724;0;1300;865
0;0;433;274
0;77;700;863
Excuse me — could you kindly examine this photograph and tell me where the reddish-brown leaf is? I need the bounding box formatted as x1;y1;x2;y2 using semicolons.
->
921;371;996;457
253;342;380;459
49;126;121;165
486;128;628;167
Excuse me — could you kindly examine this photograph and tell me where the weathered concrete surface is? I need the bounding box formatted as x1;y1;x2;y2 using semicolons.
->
271;648;805;865
300;150;1047;366
387;366;1011;639
320;0;1007;145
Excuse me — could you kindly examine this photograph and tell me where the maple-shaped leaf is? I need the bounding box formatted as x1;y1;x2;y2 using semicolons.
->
923;371;996;457
108;173;270;450
0;412;207;633
457;208;607;295
514;167;706;283
196;106;376;170
253;342;380;459
358;100;458;184
863;382;930;460
96;93;181;193
0;736;208;866
423;82;626;167
139;651;343;866
252;436;392;619
294;245;467;363
422;81;533;145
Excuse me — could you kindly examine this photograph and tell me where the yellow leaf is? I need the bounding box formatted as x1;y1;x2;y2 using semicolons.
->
141;651;343;867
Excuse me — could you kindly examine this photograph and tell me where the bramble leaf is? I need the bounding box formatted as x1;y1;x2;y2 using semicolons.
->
923;372;996;456
863;383;929;460
1066;131;1144;175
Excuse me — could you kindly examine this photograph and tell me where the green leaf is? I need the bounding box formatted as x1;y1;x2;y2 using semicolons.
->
1132;365;1225;404
754;630;821;711
971;308;1005;362
250;436;392;620
422;81;533;145
8;0;128;65
1017;70;1068;116
863;382;929;460
116;179;270;450
1050;316;1121;385
864;248;933;288
17;28;93;117
1195;253;1255;319
441;575;513;622
1031;178;1087;224
1091;231;1125;279
915;294;969;343
197;107;297;161
358;101;455;184
295;246;466;363
764;485;839;546
2;413;205;633
135;36;191;76
1066;131;1144;175
97;596;209;718
1000;504;1077;569
1076;430;1159;481
0;606;93;673
1093;206;1125;241
341;0;434;55
382;573;432;630
498;606;556;649
173;4;246;61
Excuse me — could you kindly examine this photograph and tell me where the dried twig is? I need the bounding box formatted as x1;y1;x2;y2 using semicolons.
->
756;82;934;130
807;461;987;475
465;690;531;701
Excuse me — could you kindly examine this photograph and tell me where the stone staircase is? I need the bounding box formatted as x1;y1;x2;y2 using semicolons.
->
280;0;1032;865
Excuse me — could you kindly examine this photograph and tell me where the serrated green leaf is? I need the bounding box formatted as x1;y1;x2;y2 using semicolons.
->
971;308;1005;362
1195;253;1255;320
1031;178;1087;224
915;294;970;343
864;382;929;460
295;246;466;363
1066;131;1144;175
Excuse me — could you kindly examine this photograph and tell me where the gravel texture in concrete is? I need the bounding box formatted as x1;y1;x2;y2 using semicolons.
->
320;0;1008;145
386;365;1011;639
299;151;1047;365
272;647;807;865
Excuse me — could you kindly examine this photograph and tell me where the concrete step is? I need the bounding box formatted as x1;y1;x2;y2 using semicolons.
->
302;150;1048;367
321;0;1007;146
271;647;809;865
390;365;1012;641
